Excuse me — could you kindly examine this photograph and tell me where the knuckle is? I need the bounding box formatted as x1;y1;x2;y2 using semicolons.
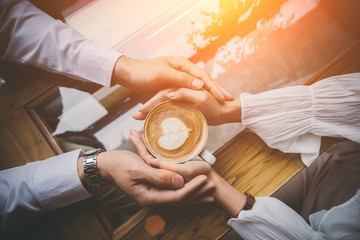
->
187;168;195;179
154;173;165;186
136;191;152;206
138;197;149;206
129;168;142;180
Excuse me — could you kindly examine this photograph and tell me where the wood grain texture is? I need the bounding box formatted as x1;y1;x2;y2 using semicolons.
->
0;64;112;239
0;64;58;170
113;41;360;240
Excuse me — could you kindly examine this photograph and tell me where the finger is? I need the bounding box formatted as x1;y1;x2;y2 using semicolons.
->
166;88;204;106
149;158;178;172
150;158;210;182
189;196;215;204
134;89;174;120
219;85;234;101
169;181;216;206
204;78;233;101
202;78;225;103
167;57;225;103
132;111;145;120
185;180;215;201
129;130;154;164
168;69;204;90
140;166;185;189
144;175;208;204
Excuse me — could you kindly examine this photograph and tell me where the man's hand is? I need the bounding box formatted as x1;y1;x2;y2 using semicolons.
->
133;88;242;125
129;130;212;181
129;129;247;216
78;149;215;206
112;56;233;103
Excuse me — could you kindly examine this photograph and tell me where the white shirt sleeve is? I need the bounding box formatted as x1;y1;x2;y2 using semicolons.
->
240;73;360;166
228;191;360;240
309;189;360;240
227;197;325;240
0;0;121;87
0;149;90;234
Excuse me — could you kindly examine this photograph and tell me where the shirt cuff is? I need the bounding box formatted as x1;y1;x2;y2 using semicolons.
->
78;41;121;87
32;149;91;211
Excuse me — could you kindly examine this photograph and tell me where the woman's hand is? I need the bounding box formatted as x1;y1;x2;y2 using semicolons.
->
133;88;242;125
128;129;247;216
129;130;212;181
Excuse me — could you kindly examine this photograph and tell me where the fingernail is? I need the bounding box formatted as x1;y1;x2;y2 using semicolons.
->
172;174;183;187
192;79;204;89
133;112;142;119
149;159;159;167
167;92;175;98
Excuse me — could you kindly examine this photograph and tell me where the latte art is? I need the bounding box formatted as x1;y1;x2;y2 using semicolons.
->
158;118;190;150
143;101;208;163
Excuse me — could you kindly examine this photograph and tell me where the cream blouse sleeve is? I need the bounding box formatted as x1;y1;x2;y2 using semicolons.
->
240;73;360;166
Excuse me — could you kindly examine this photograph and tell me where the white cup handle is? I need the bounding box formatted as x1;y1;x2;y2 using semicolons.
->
198;148;216;165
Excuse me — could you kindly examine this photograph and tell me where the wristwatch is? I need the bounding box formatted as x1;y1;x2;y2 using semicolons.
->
83;148;106;194
243;192;255;210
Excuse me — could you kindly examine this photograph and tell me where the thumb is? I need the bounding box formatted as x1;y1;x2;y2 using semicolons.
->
140;166;184;189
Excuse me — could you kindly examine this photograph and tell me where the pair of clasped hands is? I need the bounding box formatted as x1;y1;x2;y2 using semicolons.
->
79;56;246;217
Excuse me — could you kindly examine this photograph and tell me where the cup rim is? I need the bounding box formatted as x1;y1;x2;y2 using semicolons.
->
143;100;208;163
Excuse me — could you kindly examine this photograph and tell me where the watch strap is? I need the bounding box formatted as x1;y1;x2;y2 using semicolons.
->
83;148;105;193
243;192;255;210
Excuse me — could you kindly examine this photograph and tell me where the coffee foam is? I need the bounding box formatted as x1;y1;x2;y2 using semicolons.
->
144;101;207;163
158;118;189;150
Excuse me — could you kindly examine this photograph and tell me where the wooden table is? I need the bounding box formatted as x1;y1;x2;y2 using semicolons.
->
111;41;360;239
1;3;360;239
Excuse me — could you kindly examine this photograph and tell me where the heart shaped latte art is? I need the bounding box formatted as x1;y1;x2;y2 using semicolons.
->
158;118;190;150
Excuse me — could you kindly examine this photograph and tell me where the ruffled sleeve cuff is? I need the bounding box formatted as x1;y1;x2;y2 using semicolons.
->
240;73;360;166
240;84;321;166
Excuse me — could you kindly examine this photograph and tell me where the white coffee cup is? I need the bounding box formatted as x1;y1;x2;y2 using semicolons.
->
143;100;216;165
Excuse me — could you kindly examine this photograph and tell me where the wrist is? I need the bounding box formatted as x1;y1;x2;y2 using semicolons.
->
96;151;112;183
112;55;133;87
209;169;246;217
81;149;110;194
221;100;242;124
